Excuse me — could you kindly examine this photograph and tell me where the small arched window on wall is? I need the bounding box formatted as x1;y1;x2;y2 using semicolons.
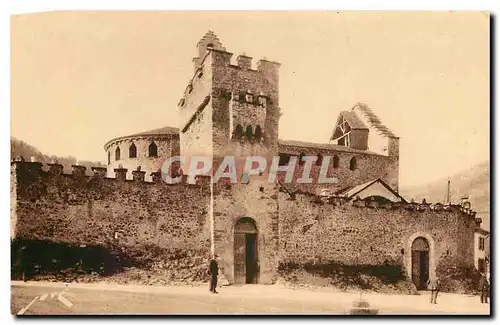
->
254;125;262;142
298;152;305;165
115;146;121;161
245;126;253;139
316;153;323;166
129;143;137;158
149;142;158;158
233;124;243;139
107;151;111;165
333;155;339;168
349;157;357;171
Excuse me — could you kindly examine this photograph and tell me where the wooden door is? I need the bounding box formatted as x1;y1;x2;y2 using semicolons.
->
234;233;246;284
245;234;258;284
411;250;421;289
419;251;429;289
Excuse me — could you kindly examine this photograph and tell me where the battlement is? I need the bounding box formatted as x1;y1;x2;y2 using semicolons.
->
278;186;478;219
10;159;211;187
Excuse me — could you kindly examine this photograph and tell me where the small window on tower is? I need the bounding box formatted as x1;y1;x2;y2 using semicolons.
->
115;146;121;161
206;43;214;49
129;143;137;158
245;126;253;139
107;151;111;165
233;125;243;139
149;142;158;158
239;92;246;103
254;125;262;141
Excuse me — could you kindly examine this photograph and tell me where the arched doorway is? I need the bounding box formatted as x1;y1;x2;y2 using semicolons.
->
234;217;259;284
411;237;430;290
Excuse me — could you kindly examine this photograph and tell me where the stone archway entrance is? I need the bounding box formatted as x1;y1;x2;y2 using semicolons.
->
234;217;259;284
411;237;430;290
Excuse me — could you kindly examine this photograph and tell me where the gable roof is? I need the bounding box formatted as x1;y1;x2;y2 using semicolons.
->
335;178;407;203
339;111;368;130
352;102;397;138
330;111;368;141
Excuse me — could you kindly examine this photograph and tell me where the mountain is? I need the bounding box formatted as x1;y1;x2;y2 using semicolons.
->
10;137;106;176
400;161;490;231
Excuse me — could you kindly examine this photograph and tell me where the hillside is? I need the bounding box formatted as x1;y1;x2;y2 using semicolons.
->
10;137;106;176
400;161;490;230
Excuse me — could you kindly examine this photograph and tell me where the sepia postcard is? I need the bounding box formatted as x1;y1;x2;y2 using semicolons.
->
10;11;490;316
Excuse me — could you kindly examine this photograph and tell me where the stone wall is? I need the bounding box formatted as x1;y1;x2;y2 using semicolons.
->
213;178;280;285
277;142;399;194
178;52;214;161
278;192;476;282
11;161;211;280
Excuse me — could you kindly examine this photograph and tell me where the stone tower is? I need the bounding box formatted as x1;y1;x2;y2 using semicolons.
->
177;31;282;285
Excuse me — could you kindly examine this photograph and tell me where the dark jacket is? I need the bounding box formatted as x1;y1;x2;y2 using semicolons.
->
479;275;489;290
209;260;218;276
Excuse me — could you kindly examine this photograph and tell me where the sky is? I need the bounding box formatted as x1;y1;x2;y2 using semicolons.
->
11;11;490;187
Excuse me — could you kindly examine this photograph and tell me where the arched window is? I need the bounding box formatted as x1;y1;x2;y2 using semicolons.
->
298;152;305;165
206;43;214;49
234;124;243;139
149;142;158;158
316;153;323;166
279;154;291;166
129;143;137;158
245;126;253;139
333;155;339;168
107;151;111;165
349;157;357;171
239;92;246;103
254;125;262;141
115;146;121;161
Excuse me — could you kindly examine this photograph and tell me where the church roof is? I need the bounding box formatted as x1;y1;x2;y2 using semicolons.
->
104;126;179;150
353;102;397;138
338;111;368;130
131;126;179;137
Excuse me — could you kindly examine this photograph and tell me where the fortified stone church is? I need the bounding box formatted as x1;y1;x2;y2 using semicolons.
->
11;31;481;291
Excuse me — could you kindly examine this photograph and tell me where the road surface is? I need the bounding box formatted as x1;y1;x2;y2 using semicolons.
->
11;281;491;315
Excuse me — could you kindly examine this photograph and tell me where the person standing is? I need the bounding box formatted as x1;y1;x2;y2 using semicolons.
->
427;275;440;304
209;255;219;294
479;273;489;303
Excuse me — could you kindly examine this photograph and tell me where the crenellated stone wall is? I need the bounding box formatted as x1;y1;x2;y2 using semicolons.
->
278;190;476;282
11;160;211;281
10;159;478;291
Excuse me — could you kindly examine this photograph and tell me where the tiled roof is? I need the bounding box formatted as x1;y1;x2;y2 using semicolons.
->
339;111;368;129
104;126;179;149
353;102;397;138
131;126;179;136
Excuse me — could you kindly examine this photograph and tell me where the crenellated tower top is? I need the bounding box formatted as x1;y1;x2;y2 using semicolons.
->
193;30;226;72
